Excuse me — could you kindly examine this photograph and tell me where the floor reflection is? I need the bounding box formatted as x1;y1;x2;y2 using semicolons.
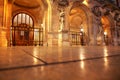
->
80;61;85;69
79;52;85;69
103;47;109;69
33;48;39;64
41;66;44;71
79;54;85;60
104;57;108;68
103;47;108;57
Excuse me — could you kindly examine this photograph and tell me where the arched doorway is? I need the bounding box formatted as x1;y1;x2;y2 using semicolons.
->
101;16;112;45
69;5;90;46
10;13;43;46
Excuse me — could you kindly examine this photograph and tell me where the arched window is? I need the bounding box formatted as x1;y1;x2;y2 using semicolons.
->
13;13;34;27
11;13;43;46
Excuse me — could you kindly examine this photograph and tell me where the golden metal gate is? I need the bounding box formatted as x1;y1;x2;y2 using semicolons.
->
70;31;85;46
10;25;43;46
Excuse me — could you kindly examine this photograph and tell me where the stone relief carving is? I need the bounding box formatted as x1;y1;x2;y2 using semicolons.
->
96;17;103;36
92;6;102;17
92;5;103;36
57;0;69;31
114;13;120;27
114;13;120;22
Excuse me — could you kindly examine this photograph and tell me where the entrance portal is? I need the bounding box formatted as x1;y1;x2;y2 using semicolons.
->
10;13;43;46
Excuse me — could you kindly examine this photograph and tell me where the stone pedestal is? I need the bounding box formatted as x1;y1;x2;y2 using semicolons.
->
47;30;70;47
62;30;70;46
47;32;60;46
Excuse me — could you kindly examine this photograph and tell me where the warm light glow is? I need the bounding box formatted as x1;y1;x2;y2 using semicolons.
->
80;61;85;69
104;57;108;68
80;28;84;32
58;33;62;46
104;32;107;36
1;31;7;46
82;0;88;6
70;9;78;15
34;29;40;45
33;48;39;64
79;53;85;60
103;47;109;68
101;16;110;38
79;48;85;60
104;47;108;57
104;58;108;62
41;24;43;27
79;48;85;69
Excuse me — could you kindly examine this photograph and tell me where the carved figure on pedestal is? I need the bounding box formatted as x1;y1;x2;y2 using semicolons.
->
59;9;65;31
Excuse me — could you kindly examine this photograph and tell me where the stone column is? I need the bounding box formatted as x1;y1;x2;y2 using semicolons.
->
4;0;12;46
0;0;4;46
47;0;70;46
93;17;97;46
91;4;104;46
61;7;70;46
47;1;59;46
0;0;12;47
89;15;100;46
113;13;120;46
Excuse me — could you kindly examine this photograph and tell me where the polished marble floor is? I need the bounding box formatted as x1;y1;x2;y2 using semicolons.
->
0;46;120;80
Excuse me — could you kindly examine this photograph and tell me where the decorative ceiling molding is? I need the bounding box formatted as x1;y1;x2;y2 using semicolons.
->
13;0;41;9
14;2;40;9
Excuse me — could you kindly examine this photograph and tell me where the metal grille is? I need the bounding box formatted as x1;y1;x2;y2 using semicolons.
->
70;31;85;45
10;26;43;46
10;13;43;46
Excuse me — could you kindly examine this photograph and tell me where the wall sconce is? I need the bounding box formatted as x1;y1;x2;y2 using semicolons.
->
104;32;107;36
41;24;43;28
80;28;84;32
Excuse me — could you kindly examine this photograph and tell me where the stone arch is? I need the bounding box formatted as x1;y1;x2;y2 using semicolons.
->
70;14;83;30
11;0;50;27
101;15;115;45
12;10;36;26
68;3;93;45
10;0;52;46
12;12;34;27
12;9;38;27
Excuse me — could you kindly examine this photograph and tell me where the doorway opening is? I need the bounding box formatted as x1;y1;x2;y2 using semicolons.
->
10;13;43;46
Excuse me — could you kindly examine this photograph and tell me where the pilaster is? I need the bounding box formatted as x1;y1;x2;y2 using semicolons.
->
0;0;12;47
